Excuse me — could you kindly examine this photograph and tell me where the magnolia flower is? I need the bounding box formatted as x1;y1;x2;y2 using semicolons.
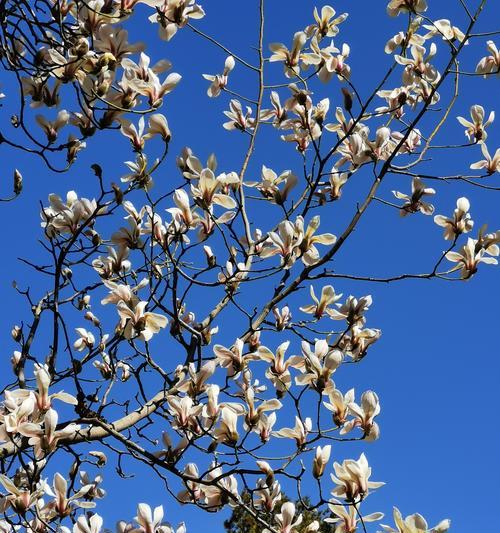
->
470;143;500;174
344;390;381;440
203;56;235;97
294;340;343;391
121;51;172;85
319;42;351;81
376;86;415;117
18;409;80;458
213;338;252;377
272;305;292;330
147;0;205;41
434;197;474;240
41;191;104;237
134;503;164;533
387;0;427;17
274;416;312;448
245;166;298;205
475;40;500;77
155;432;189;464
242;386;282;430
476;226;500;257
33;363;77;411
213;406;240;445
260;91;288;126
92;246;131;279
256;411;277;443
394;44;439;86
0;390;36;438
380;507;450;533
43;472;94;516
300;285;342;319
48;42;84;78
168;395;203;434
265;502;303;533
79;471;106;500
73;327;95;351
445;237;498;278
423;19;467;44
217;260;247;291
326;499;383;532
36;110;70;143
177;463;203;503
117;300;168;341
166;188;196;230
296;215;337;265
178;147;217;179
331;453;384;502
73;514;104;533
101;279;143;307
257;341;301;394
305;5;348;39
323;385;354;429
385;27;426;55
316;169;349;202
269;31;307;78
328;295;372;325
254;478;282;512
339;325;382;361
190;168;239;209
120;117;148;151
457;105;494;142
223;99;255;131
336;131;371;168
392;129;422;154
94;25;143;61
177;361;216;397
126;68;181;107
260;220;303;269
301;38;337;80
312;445;331;478
0;474;43;513
202;465;240;508
148;113;172;141
392;177;436;216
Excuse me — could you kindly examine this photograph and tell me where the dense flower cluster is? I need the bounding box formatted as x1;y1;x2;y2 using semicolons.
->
0;0;497;532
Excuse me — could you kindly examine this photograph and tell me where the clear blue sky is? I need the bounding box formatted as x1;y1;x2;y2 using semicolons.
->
0;1;498;531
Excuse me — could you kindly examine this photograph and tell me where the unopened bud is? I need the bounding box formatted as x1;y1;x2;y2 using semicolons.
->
341;88;353;113
11;325;22;342
112;182;123;205
312;445;331;479
85;311;100;327
203;245;216;267
13;169;23;195
89;451;108;466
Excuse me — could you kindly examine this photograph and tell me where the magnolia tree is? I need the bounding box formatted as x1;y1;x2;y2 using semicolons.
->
0;0;498;531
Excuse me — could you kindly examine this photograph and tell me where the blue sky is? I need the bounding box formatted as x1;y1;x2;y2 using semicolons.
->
0;1;499;531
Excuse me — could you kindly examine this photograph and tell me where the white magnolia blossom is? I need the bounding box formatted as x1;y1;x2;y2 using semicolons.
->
392;177;435;216
331;453;384;502
445;237;498;278
379;507;451;533
457;104;494;142
203;56;235;98
470;143;500;174
475;40;500;77
434;197;474;240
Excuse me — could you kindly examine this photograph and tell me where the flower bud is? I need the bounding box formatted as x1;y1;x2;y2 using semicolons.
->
11;325;22;342
312;445;331;479
13;169;23;195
